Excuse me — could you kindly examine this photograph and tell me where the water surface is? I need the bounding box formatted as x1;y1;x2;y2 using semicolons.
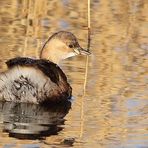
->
0;0;147;147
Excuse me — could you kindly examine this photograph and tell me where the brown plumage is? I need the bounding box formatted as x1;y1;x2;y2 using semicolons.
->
0;31;90;103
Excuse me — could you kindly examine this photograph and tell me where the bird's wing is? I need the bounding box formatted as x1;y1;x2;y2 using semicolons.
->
6;57;67;83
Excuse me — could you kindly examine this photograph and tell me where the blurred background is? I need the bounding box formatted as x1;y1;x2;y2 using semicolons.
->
0;0;147;147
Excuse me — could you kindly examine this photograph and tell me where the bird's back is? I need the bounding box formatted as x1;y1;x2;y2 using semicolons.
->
0;57;72;103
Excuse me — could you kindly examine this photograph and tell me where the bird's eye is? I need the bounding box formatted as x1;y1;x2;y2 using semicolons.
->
69;44;73;48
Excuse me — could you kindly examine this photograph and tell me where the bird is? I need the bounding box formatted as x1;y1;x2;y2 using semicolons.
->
0;31;90;104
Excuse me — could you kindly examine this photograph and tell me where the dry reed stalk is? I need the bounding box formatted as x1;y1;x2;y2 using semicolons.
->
80;0;91;138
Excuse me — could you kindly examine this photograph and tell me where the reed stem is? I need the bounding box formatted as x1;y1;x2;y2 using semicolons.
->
80;0;91;138
87;0;91;51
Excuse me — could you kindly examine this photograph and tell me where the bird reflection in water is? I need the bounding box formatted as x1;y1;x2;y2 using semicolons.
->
0;100;71;139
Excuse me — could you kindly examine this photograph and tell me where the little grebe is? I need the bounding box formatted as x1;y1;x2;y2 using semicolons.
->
0;31;90;103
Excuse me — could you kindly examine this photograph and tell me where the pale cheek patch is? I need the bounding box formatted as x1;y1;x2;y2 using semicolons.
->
62;52;77;59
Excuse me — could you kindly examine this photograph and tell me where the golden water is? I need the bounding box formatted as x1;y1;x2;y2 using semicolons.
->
0;0;147;147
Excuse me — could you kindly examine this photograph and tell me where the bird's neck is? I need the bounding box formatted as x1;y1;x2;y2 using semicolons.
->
40;39;68;64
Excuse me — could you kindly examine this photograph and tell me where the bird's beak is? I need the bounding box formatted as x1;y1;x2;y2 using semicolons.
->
74;47;91;55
